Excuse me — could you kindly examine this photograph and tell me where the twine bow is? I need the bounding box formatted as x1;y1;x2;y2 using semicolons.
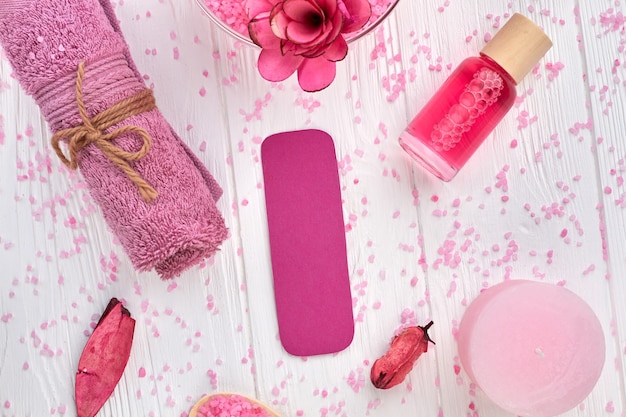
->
51;61;158;203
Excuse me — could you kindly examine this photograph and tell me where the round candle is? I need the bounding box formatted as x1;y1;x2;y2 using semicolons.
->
457;280;605;417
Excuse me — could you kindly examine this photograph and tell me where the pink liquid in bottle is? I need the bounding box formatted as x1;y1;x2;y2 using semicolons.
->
399;14;552;181
400;56;516;181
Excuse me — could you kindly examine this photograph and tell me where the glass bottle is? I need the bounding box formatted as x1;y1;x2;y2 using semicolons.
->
399;13;552;181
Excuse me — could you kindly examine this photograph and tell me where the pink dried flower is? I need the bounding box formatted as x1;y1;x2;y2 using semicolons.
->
247;0;371;92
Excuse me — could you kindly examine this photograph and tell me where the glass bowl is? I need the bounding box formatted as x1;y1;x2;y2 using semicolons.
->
195;0;400;46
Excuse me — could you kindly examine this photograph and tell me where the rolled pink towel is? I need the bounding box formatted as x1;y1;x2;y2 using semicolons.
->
0;0;228;279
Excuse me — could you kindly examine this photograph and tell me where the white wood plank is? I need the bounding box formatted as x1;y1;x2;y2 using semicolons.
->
578;1;626;415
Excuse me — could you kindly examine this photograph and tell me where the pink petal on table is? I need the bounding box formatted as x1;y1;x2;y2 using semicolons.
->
246;0;279;18
249;15;282;48
340;0;372;33
297;57;336;92
258;48;303;81
282;0;321;21
286;20;324;43
322;35;348;61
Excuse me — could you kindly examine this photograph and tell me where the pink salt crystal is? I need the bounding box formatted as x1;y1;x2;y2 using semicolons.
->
197;395;271;417
202;0;395;40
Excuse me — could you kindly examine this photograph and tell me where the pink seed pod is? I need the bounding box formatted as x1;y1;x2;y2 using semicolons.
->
75;298;135;417
370;321;435;389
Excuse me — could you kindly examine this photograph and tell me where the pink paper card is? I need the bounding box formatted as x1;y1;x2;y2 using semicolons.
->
261;129;354;356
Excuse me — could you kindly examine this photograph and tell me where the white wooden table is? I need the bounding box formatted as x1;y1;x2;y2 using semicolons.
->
1;1;625;416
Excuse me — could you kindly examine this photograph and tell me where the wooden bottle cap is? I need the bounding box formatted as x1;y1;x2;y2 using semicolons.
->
481;13;552;84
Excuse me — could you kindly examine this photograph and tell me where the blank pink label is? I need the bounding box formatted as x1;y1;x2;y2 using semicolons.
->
261;129;354;356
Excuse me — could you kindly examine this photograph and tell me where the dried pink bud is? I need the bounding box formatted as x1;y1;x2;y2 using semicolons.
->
370;321;434;389
75;298;135;417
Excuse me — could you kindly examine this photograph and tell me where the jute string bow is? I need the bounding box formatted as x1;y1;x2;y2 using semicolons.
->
51;61;158;202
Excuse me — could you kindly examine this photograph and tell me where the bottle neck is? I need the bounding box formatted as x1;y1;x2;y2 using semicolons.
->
479;52;519;86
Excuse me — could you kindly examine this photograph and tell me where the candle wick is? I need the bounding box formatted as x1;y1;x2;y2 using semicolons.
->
534;347;545;359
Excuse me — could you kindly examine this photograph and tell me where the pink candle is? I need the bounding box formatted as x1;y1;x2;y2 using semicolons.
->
457;280;605;417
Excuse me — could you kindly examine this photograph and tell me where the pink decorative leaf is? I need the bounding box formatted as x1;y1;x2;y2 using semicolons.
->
75;298;135;417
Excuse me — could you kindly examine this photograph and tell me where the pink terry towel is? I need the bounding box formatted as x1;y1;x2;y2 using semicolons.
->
0;0;228;279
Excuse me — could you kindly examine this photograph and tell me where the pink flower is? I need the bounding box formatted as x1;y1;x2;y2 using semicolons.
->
247;0;371;92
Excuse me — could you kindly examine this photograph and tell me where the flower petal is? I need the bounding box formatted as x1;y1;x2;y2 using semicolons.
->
296;11;343;58
312;0;338;18
270;3;290;39
322;35;348;61
293;15;335;51
249;15;282;48
246;0;280;18
282;0;322;22
258;48;304;82
339;0;372;33
297;57;336;92
285;20;324;43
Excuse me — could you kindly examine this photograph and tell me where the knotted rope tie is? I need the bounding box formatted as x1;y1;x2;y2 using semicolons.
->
51;61;158;203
